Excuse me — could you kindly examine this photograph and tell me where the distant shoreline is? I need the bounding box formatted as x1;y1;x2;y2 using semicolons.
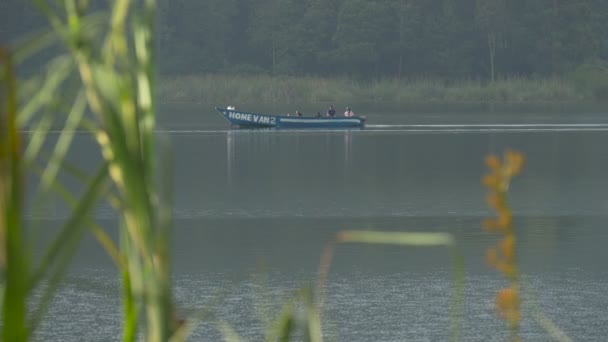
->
157;74;604;106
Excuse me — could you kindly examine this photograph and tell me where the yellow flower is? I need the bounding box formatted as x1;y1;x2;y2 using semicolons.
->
483;150;524;340
482;218;499;232
500;235;515;263
496;210;512;230
496;287;520;324
485;155;502;170
496;260;517;278
485;193;501;209
485;247;498;266
505;150;525;176
482;174;499;188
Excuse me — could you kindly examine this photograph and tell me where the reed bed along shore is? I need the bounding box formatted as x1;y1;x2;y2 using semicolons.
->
157;74;602;105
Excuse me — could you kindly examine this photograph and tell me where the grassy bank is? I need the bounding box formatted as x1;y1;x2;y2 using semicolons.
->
157;74;604;105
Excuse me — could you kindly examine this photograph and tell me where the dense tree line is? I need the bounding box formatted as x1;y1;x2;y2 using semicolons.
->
3;0;608;80
157;0;608;80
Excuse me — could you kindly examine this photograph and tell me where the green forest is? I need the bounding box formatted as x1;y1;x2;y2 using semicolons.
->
2;0;608;102
160;0;608;81
3;0;608;78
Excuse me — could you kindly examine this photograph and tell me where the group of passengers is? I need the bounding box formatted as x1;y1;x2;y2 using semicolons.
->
289;105;355;117
327;105;355;117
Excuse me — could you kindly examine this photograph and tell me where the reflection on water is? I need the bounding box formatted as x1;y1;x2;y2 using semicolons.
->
227;131;234;188
172;127;608;219
32;107;608;341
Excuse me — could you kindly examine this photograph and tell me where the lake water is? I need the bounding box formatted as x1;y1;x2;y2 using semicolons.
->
32;104;608;341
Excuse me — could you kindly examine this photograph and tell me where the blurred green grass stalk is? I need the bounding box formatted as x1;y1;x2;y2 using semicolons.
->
0;0;176;340
43;0;174;340
317;231;464;342
2;42;114;342
1;46;30;342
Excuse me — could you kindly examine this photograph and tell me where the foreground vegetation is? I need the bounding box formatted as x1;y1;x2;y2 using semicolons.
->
157;74;605;105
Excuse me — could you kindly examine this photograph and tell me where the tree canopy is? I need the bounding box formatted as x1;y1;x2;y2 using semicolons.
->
2;0;608;80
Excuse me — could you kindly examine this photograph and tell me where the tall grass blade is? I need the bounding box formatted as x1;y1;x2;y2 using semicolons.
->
13;11;105;65
0;284;4;313
31;0;66;35
265;288;322;342
157;133;173;220
28;1;175;340
23;112;55;165
29;162;109;289
12;30;58;64
121;224;137;342
38;90;86;192
29;161;123;269
169;288;228;341
134;14;156;174
266;297;297;342
89;225;123;269
29;163;110;331
319;230;463;342
18;56;73;126
34;149;118;206
217;321;243;342
0;46;29;342
301;288;323;342
529;309;572;342
336;230;454;246
449;248;465;342
520;280;572;342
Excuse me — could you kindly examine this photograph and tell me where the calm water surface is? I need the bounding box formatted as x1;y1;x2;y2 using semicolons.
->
33;105;608;341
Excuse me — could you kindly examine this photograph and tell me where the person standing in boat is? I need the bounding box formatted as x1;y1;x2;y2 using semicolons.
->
327;105;336;117
344;107;355;117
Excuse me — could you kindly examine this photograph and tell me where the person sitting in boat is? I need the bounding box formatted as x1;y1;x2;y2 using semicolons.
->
326;105;336;117
344;107;355;117
296;110;303;117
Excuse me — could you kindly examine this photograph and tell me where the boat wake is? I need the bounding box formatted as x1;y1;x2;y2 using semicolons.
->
20;123;608;134
366;123;608;132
